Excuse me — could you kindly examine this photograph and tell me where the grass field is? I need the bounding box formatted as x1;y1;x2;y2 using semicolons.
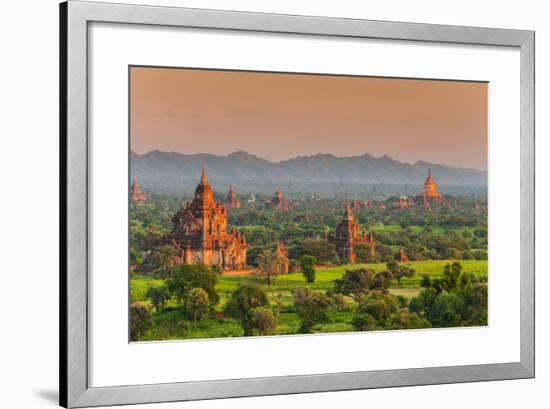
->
131;259;488;341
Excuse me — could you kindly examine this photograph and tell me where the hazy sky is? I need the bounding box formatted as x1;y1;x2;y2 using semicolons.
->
130;67;488;170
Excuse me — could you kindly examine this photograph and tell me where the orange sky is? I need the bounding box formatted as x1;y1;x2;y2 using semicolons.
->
130;67;488;170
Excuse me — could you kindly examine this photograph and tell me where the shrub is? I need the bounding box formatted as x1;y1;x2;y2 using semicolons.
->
185;288;210;323
351;313;376;331
300;255;316;283
396;295;408;308
472;249;488;260
293;288;332;333
288;239;339;264
333;268;393;295
332;293;357;311
146;285;169;311
333;268;374;295
387;263;415;287
357;293;399;325
389;310;431;330
165;263;219;305
224;283;269;335
250;307;278;336
410;288;466;328
256;249;282;285
130;302;152;341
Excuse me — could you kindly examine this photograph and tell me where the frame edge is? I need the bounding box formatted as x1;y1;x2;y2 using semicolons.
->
519;31;535;378
59;1;69;407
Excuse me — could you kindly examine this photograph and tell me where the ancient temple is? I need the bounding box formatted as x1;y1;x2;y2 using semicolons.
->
417;169;443;203
328;204;375;263
224;185;241;208
266;190;289;211
165;167;247;270
275;241;289;274
130;177;146;203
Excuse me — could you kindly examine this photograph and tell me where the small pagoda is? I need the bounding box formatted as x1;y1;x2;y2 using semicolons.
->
130;177;146;203
224;185;241;208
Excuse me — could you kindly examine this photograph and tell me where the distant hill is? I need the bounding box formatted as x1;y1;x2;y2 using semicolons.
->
130;150;487;194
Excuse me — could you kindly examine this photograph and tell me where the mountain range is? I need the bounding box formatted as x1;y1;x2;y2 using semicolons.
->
130;150;486;193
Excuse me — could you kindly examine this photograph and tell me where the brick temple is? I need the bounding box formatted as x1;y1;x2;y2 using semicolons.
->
166;167;247;269
130;177;146;203
329;204;375;263
266;190;289;211
224;185;241;209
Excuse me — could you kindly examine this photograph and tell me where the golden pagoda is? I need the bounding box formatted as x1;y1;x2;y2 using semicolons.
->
420;169;443;201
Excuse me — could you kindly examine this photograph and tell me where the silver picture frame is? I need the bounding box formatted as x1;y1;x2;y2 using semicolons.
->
60;1;535;407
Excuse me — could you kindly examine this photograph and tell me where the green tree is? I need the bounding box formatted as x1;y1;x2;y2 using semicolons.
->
371;269;393;292
333;268;393;295
351;313;376;331
146;285;169;311
256;249;281;285
409;288;467;327
386;260;399;274
250;306;278;336
130;302;152;341
224;283;269;336
151;244;179;271
165;264;219;305
392;265;415;287
356;293;399;326
332;293;357;311
409;287;438;322
186;288;210;323
389;310;431;330
333;268;374;295
430;293;465;327
462;283;488;325
442;262;463;293
300;255;316;283
293;288;332;333
420;274;431;288
288;239;339;264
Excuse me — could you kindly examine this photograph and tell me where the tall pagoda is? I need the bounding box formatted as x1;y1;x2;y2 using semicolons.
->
417;169;443;206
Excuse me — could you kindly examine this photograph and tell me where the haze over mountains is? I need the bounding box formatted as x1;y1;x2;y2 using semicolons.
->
130;150;487;195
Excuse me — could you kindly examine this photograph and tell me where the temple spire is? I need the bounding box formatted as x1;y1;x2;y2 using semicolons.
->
425;168;434;184
344;202;354;219
201;164;207;183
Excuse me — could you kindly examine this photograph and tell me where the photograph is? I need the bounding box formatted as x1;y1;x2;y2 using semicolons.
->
129;66;489;341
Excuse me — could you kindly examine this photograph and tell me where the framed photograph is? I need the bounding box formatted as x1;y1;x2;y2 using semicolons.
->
60;1;534;407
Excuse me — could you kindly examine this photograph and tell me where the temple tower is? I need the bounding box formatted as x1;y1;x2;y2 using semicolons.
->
421;169;443;200
167;166;247;270
130;177;146;203
225;185;241;208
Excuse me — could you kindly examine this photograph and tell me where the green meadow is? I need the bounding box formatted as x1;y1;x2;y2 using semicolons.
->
131;259;488;341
